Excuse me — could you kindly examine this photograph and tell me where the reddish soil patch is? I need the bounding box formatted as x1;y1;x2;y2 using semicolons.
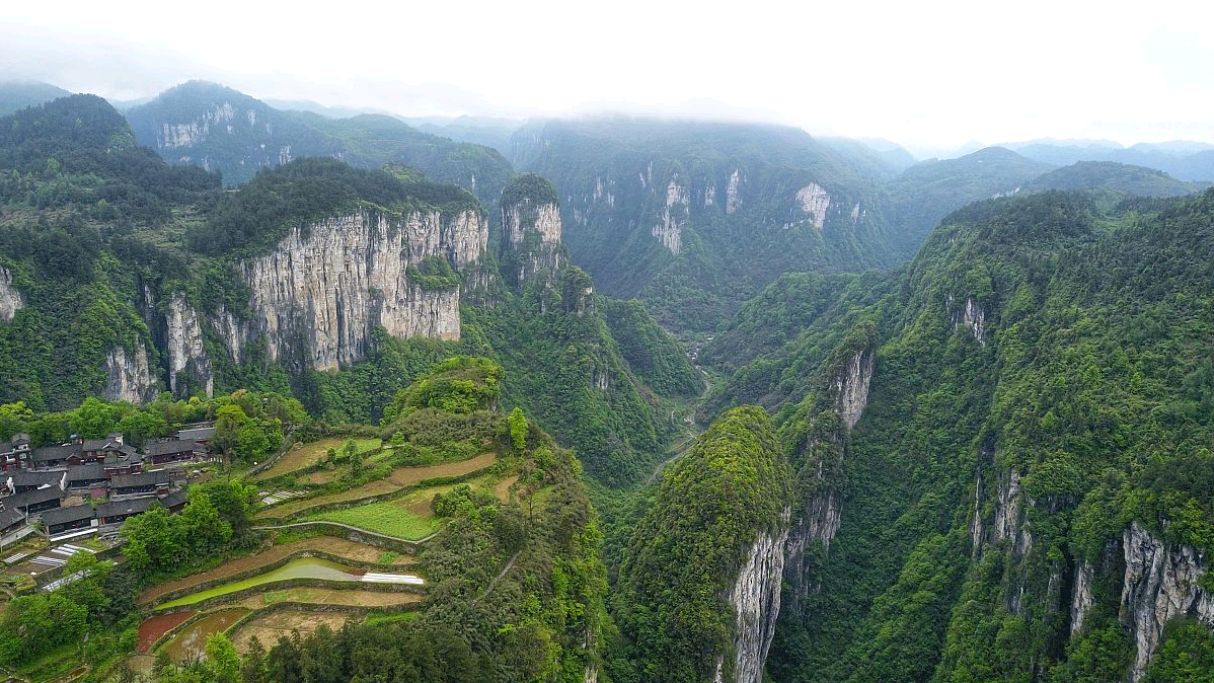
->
137;611;195;653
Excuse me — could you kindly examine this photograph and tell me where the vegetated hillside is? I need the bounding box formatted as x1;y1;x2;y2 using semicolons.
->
125;81;512;203
1022;160;1205;197
0;81;71;116
1;360;610;683
883;146;1055;255
510;117;902;332
0;95;688;488
612;406;792;683
703;189;1214;682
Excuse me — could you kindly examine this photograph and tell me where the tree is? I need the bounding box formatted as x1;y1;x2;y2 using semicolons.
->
212;404;250;455
345;439;363;476
0;400;33;439
509;407;527;452
205;634;241;683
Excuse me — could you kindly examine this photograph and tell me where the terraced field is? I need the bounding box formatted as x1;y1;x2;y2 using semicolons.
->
235;587;424;610
161;608;249;663
156;557;422;610
139;535;414;605
253;437;381;481
255;452;497;520
230;610;353;654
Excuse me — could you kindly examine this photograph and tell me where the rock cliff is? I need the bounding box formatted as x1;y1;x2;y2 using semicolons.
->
652;178;689;255
236;209;482;370
102;345;157;404
718;510;791;683
785;347;875;604
0;266;22;322
500;174;565;288
163;292;214;398
1121;522;1214;681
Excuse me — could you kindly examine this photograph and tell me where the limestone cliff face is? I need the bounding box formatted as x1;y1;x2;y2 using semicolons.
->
236;209;485;371
785;347;875;604
834;349;875;431
716;512;791;683
652;178;689;255
0;266;23;322
500;192;564;288
795;183;831;232
950;296;987;344
164;293;215;398
103;345;157;404
726;169;744;214
1121;522;1214;681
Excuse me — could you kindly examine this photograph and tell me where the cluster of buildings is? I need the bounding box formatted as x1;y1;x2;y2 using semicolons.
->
0;423;215;543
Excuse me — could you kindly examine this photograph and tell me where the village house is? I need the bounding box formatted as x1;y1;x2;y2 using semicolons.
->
0;507;26;537
64;464;109;497
143;439;202;465
41;504;96;535
3;486;62;514
110;471;172;500
176;422;215;446
0;433;31;471
5;469;66;495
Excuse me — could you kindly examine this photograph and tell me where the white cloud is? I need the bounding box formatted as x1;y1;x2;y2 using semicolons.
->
1;0;1212;148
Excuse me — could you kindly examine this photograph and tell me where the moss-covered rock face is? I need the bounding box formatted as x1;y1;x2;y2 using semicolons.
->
614;406;792;683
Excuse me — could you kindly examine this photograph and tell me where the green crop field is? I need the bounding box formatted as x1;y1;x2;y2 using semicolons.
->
307;502;441;541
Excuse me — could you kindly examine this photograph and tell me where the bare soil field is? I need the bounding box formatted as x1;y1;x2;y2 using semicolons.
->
230;610;351;654
235;587;424;610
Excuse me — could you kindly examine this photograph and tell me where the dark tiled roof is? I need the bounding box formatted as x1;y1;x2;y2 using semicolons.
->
111;471;171;489
3;486;61;509
95;497;156;519
143;440;200;457
31;444;78;462
41;504;94;527
177;426;215;441
9;470;65;487
65;464;107;484
0;507;26;530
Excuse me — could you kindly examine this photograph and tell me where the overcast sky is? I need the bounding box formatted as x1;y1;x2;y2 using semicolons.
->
2;0;1212;154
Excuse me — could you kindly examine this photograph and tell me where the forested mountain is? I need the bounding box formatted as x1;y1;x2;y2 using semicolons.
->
696;189;1214;682
510;117;902;331
125;81;512;203
0;81;72;116
1022;160;1205;197
882;146;1056;255
0;94;687;487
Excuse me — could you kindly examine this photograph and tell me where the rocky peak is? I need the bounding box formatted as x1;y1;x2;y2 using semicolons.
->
500;174;565;288
0;266;23;322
